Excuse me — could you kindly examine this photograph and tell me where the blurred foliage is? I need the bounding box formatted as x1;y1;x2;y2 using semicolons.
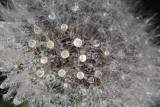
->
0;100;28;107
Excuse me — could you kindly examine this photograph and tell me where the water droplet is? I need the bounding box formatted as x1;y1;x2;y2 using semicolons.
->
58;69;66;77
77;71;85;79
79;54;87;62
63;83;68;88
46;40;54;49
46;74;55;83
61;24;68;32
13;97;22;105
72;4;79;12
104;51;110;56
40;56;48;64
94;70;102;78
0;83;7;89
88;77;94;83
28;40;36;48
61;50;70;59
36;69;45;77
34;25;42;34
73;38;82;47
93;40;100;47
48;12;56;20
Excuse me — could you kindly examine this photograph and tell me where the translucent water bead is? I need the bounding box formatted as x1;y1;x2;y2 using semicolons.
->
72;4;79;12
88;77;94;83
48;12;56;20
46;74;55;83
104;50;110;56
63;83;68;88
94;70;102;78
36;69;45;77
61;24;68;32
28;40;36;48
73;38;82;47
61;50;70;59
46;40;54;49
77;71;85;79
13;97;22;105
40;56;48;64
58;69;66;77
0;83;7;89
79;54;87;62
93;40;100;47
34;25;42;34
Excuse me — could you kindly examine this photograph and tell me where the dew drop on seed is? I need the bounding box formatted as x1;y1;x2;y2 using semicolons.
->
34;25;42;34
63;83;68;88
46;40;54;49
104;51;110;56
94;70;102;78
36;69;45;77
13;97;22;105
28;40;36;48
61;50;70;59
93;40;100;47
48;12;56;20
40;56;48;64
79;54;87;62
58;69;66;77
77;71;85;79
72;4;79;12
73;38;82;47
88;77;94;83
61;24;68;32
46;74;55;83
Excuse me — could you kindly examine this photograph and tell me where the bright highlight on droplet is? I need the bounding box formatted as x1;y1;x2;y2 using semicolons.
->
64;83;68;88
28;40;36;48
36;69;45;77
72;4;79;11
14;64;19;69
104;51;110;56
40;56;48;64
73;38;82;47
48;12;56;20
58;69;66;77
77;71;85;79
46;40;54;49
61;50;70;59
61;24;68;32
79;54;87;62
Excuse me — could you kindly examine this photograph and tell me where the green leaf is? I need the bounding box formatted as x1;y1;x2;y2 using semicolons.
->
16;101;29;107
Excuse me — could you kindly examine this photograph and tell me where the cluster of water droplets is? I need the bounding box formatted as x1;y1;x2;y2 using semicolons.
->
0;0;160;107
